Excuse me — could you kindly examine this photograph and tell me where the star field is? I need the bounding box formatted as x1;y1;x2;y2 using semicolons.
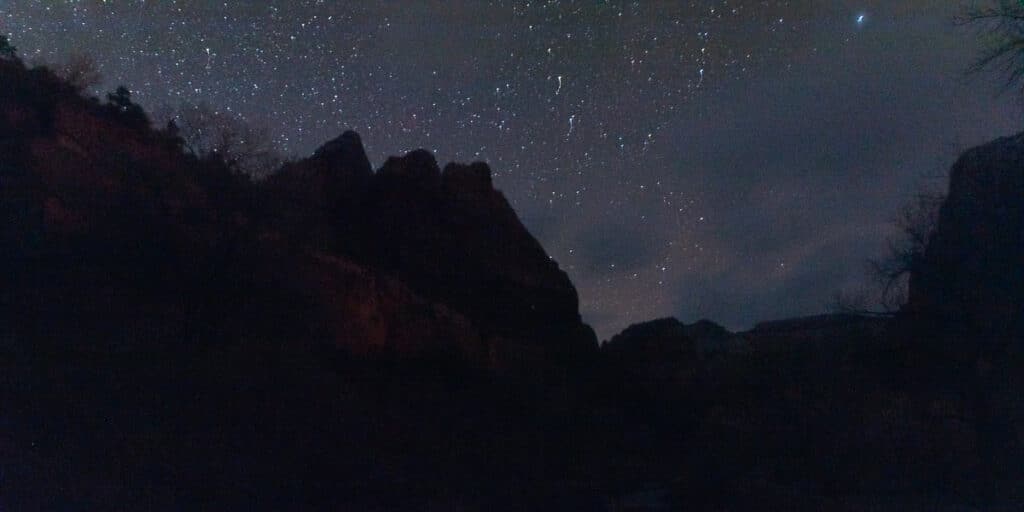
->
3;1;1019;339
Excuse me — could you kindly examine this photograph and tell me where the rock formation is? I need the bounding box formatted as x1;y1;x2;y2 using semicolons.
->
906;132;1024;344
268;136;598;371
0;56;594;373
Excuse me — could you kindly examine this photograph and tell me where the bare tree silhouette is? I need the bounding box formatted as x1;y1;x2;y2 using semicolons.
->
869;192;944;311
158;102;281;178
828;192;944;316
960;1;1024;95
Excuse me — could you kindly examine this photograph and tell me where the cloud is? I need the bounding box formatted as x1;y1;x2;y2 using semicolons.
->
574;221;659;276
573;5;1021;339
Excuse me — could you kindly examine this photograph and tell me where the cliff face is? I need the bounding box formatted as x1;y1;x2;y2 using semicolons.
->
363;155;597;364
268;135;597;370
901;131;1024;482
0;59;602;509
906;132;1024;344
0;59;593;370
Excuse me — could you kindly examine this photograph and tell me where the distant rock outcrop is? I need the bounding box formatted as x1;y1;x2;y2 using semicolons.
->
603;314;891;361
744;314;889;353
906;132;1024;344
603;318;695;358
682;319;734;354
601;318;700;394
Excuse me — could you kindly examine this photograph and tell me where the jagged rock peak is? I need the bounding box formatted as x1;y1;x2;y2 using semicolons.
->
377;149;441;187
442;161;493;190
310;129;372;177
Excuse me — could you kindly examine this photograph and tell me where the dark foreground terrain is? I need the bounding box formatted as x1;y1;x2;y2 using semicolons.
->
2;53;1023;510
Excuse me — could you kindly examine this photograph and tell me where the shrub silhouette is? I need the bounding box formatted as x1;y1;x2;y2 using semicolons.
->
0;35;18;62
104;85;149;129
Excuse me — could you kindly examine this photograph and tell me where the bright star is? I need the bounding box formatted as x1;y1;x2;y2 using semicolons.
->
856;14;866;25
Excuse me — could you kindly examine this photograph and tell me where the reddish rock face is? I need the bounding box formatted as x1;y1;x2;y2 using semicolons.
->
362;152;597;363
268;137;598;371
292;252;488;365
1;60;594;373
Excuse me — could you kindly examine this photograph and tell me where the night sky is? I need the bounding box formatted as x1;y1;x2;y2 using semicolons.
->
3;1;1020;339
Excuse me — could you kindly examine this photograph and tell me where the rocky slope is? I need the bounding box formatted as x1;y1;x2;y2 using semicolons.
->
1;54;604;510
0;56;594;373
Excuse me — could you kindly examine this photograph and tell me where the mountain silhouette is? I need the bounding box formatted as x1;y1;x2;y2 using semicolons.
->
2;49;1023;510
